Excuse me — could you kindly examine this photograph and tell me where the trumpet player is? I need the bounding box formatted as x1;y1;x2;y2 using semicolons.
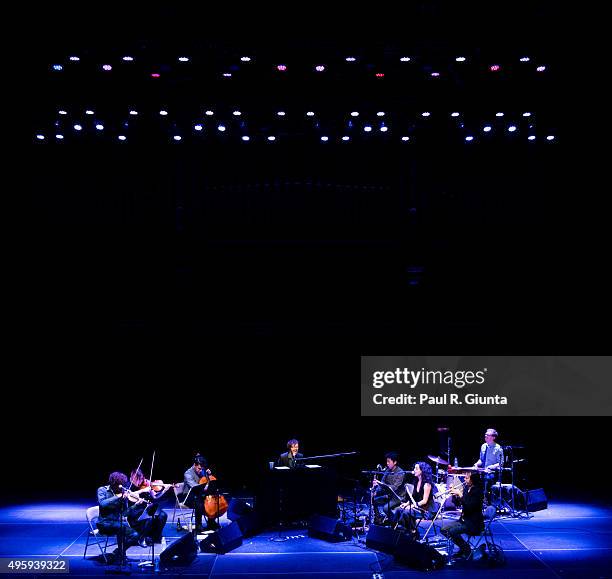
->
441;471;484;559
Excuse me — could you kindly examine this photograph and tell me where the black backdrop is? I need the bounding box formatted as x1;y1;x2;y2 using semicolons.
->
2;351;604;504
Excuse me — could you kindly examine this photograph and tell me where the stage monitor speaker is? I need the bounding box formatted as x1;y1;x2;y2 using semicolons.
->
227;498;259;537
308;515;352;542
525;488;548;512
393;534;445;571
365;524;402;554
200;521;243;554
159;532;198;566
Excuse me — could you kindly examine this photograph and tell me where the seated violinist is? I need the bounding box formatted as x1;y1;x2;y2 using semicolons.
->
183;454;219;533
126;469;170;546
96;472;143;557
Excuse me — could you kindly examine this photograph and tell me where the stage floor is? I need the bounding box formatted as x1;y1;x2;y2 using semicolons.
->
0;501;610;577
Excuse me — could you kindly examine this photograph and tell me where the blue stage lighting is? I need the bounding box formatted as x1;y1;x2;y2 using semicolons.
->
85;110;94;115
242;136;250;141
400;57;411;62
129;110;138;115
36;134;45;140
401;136;410;141
52;65;63;71
233;111;242;116
364;126;372;132
122;56;134;61
465;136;474;141
321;136;329;141
205;110;214;116
306;112;315;117
456;57;466;62
350;112;359;117
451;112;460;117
380;126;388;132
95;124;104;130
496;112;504;117
194;124;203;131
341;136;350;141
483;126;492;132
345;57;356;62
178;57;190;62
546;135;555;141
173;135;182;141
377;112;385;117
56;134;64;139
73;124;82;131
218;125;226;132
268;136;276;141
422;112;431;117
528;135;536;141
240;56;252;62
118;135;126;141
69;56;80;61
508;125;517;132
159;110;168;116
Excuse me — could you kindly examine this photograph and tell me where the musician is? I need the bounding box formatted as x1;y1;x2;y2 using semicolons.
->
441;471;484;559
126;468;169;545
473;428;504;503
392;462;437;536
277;439;303;469
183;454;218;533
371;452;406;525
96;472;142;557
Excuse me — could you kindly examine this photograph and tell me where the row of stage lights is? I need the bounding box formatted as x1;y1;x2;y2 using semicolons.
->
35;128;556;143
50;55;547;77
50;108;540;118
36;109;555;142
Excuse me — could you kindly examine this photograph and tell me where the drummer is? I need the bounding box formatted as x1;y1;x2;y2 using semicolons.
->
473;428;504;503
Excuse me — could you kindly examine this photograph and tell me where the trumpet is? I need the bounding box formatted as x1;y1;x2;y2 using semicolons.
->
434;480;465;499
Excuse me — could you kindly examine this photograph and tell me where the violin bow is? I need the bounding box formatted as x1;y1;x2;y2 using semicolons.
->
129;457;144;490
149;450;156;486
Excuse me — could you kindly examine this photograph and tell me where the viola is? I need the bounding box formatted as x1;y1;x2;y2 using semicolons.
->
199;473;228;519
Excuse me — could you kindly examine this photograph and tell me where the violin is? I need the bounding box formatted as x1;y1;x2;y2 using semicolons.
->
199;471;229;519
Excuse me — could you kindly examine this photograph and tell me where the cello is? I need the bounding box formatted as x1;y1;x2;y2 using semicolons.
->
199;470;228;521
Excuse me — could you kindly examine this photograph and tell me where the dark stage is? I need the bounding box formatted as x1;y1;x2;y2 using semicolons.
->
1;500;610;577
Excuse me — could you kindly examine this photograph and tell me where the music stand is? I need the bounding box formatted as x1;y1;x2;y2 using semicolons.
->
137;503;161;572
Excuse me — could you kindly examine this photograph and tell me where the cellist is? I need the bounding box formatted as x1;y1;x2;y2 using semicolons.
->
183;454;219;532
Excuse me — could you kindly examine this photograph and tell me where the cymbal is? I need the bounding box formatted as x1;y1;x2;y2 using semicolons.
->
427;455;449;465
